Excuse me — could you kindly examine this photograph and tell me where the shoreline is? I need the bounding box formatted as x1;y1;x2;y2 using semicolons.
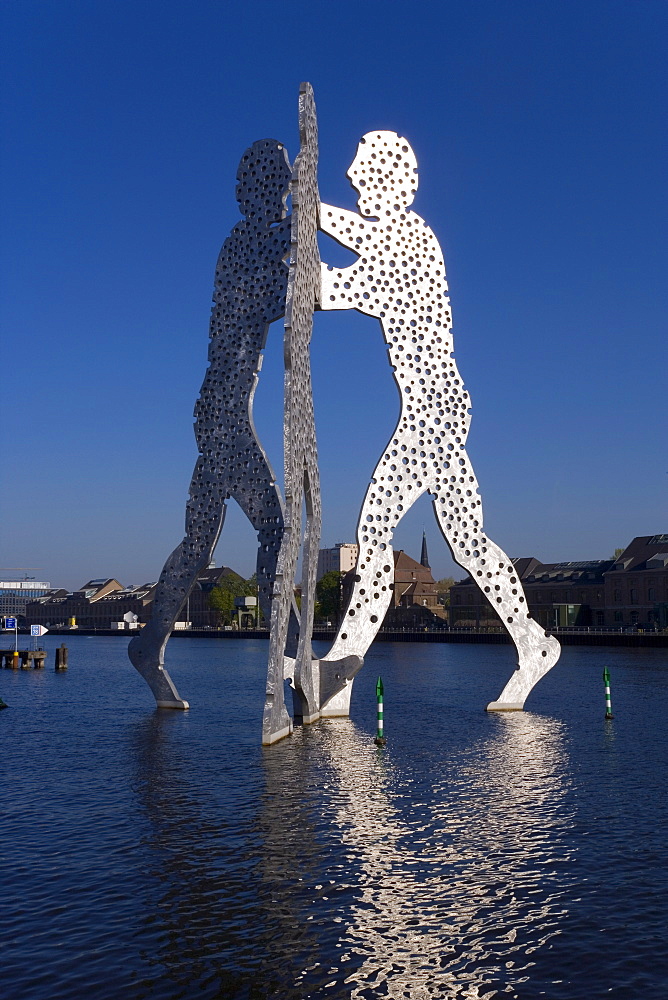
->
22;627;668;648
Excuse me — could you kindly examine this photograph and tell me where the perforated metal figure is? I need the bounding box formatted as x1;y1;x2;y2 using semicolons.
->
265;83;329;742
129;139;297;727
318;131;560;713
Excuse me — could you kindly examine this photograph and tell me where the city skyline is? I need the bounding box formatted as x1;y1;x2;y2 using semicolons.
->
2;525;654;596
2;1;666;591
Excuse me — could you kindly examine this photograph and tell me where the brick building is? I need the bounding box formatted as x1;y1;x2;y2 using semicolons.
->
382;535;447;625
186;565;250;626
26;579;156;628
25;566;255;629
603;534;668;627
449;534;668;628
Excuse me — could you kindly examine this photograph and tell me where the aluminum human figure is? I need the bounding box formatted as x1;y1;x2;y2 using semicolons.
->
265;83;323;741
318;131;560;712
129;139;296;732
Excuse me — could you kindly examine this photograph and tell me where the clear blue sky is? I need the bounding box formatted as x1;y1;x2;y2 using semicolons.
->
1;0;666;590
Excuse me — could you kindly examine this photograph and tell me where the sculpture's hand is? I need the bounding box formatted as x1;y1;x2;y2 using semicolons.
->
319;261;342;310
319;202;365;248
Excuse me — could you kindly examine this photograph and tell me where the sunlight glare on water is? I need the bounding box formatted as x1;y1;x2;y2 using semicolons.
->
1;637;666;999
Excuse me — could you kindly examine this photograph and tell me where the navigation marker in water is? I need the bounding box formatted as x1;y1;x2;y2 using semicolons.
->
603;666;614;720
374;675;387;747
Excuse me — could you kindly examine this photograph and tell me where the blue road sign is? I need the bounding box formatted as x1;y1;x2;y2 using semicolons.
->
5;617;17;629
31;625;40;636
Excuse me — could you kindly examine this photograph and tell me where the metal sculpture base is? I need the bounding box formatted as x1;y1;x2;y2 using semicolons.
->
262;717;293;746
314;655;362;719
319;671;357;717
128;638;189;709
485;634;560;710
282;654;362;727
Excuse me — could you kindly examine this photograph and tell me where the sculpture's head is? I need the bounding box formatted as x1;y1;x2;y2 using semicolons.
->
347;132;418;217
236;139;291;223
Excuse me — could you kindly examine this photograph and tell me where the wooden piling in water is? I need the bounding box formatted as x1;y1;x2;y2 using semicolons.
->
1;650;47;669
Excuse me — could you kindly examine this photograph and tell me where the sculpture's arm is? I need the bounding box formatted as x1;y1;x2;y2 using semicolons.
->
319;202;368;311
319;202;366;251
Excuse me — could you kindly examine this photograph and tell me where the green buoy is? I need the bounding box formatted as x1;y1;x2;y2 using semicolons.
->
374;675;386;747
603;666;614;720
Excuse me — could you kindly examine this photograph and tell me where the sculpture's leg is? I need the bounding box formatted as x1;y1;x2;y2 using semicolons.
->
292;457;322;721
128;462;228;708
128;546;216;709
319;421;419;715
240;469;299;742
257;528;300;656
238;475;299;652
263;445;304;743
264;510;298;744
476;539;560;710
429;462;560;709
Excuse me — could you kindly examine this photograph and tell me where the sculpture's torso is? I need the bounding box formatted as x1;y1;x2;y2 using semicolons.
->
323;210;472;441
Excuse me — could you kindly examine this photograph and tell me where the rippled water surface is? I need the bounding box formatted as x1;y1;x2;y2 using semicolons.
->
1;638;667;999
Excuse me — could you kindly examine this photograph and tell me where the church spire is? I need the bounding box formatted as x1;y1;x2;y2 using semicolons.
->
420;530;430;568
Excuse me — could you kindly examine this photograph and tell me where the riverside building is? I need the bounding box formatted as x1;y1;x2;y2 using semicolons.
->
25;565;252;629
0;578;51;622
449;535;668;629
24;535;668;631
316;543;359;581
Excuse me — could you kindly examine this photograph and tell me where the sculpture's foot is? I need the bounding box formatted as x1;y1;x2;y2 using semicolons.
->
319;655;363;716
293;652;321;724
486;629;560;711
291;683;319;723
485;701;524;712
262;693;293;746
296;708;321;725
128;633;188;708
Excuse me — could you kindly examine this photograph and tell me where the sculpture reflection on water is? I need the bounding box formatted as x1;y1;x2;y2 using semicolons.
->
129;673;575;998
129;83;560;740
259;712;575;997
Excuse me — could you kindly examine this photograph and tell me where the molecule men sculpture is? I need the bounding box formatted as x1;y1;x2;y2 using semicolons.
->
129;83;560;743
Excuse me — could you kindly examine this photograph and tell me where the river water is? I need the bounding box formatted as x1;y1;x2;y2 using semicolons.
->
1;637;666;999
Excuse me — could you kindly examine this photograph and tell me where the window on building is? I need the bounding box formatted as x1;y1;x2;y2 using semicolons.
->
595;611;604;626
648;588;655;601
630;611;639;625
614;611;623;623
614;589;621;602
630;589;637;604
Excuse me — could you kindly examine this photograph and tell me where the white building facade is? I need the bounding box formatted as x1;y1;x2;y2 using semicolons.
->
1;579;52;620
316;543;359;581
